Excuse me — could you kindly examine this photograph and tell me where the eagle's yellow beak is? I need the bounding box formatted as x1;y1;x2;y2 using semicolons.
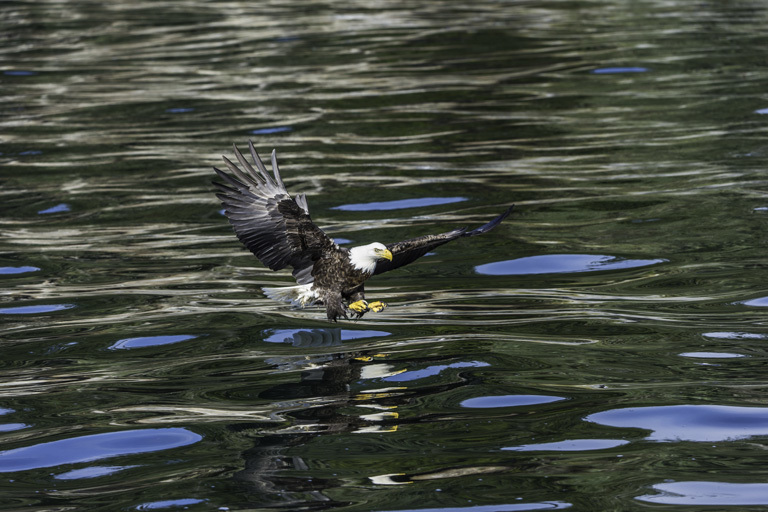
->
377;248;393;261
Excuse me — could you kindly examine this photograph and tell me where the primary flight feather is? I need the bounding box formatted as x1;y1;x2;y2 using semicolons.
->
213;141;513;321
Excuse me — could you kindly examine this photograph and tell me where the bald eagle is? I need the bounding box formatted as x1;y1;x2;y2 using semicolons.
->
213;141;513;321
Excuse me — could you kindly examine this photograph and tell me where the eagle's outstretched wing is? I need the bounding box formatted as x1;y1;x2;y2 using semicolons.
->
213;141;336;285
373;205;514;276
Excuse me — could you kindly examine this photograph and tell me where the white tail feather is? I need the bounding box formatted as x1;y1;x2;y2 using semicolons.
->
262;284;317;307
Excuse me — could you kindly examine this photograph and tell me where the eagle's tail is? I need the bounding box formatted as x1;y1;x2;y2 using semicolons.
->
262;284;317;308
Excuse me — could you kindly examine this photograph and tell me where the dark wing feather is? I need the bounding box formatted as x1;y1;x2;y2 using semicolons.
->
213;141;336;284
373;205;514;275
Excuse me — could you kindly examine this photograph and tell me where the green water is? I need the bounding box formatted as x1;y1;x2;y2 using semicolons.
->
3;1;768;510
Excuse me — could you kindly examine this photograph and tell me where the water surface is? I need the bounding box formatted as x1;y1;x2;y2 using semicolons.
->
3;0;768;510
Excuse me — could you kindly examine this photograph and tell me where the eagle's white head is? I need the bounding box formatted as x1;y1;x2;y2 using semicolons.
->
349;242;394;274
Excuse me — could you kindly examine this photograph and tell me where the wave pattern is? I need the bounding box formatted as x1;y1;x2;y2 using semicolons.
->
3;0;768;510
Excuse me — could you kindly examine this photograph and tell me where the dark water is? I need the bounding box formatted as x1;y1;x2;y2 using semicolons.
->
3;0;768;510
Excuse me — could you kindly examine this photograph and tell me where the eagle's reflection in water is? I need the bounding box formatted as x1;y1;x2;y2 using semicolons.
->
232;328;404;508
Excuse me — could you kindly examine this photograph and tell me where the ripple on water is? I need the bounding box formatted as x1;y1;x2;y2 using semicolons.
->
503;439;630;452
262;328;390;347
0;423;29;433
0;409;25;434
332;197;467;211
637;481;768;506
55;465;140;480
250;126;292;135
136;498;207;510
108;334;199;350
591;67;649;74
4;70;37;76
384;361;490;382
586;405;768;442
679;352;747;359
475;254;666;275
0;266;40;275
37;203;70;214
0;428;202;472
741;296;768;307
374;502;573;512
0;304;75;315
703;331;767;340
461;394;565;409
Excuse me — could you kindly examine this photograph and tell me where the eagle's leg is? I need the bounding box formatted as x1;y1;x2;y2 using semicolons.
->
349;300;370;317
349;300;386;316
347;286;369;318
368;301;387;313
346;287;386;317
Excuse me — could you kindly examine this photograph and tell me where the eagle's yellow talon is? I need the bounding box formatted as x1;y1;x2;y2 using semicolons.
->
368;301;387;313
349;300;369;313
